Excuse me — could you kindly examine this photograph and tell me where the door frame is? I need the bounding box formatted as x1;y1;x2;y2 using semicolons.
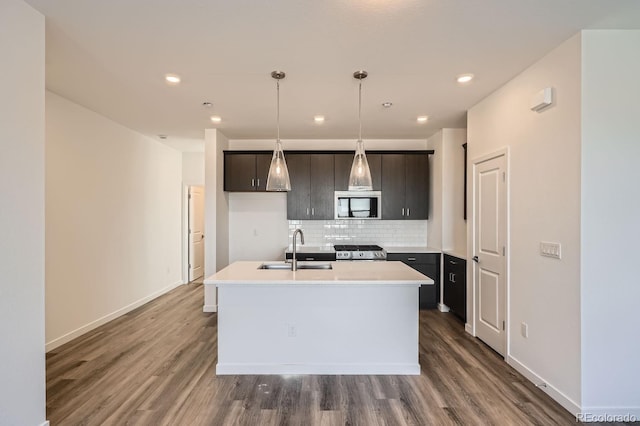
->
182;184;205;284
182;184;191;284
468;147;510;357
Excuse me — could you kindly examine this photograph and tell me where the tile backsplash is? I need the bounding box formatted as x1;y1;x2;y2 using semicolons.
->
288;220;427;248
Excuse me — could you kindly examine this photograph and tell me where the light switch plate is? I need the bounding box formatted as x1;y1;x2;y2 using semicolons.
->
540;242;561;259
521;322;528;338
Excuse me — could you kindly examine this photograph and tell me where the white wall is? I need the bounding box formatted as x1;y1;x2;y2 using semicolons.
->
45;92;183;350
229;193;289;262
203;129;229;311
182;152;205;186
426;132;443;249
230;139;427;151
427;129;467;253
0;1;46;424
468;34;583;410
580;30;640;414
441;129;467;252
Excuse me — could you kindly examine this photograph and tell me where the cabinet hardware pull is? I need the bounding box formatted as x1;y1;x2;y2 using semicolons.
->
407;208;410;216
251;178;255;187
256;178;260;187
451;273;456;283
402;208;405;216
450;260;457;265
407;257;416;261
311;207;315;216
306;208;310;216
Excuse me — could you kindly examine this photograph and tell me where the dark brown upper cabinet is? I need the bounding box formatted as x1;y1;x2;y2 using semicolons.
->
334;152;381;191
286;154;335;220
224;152;271;191
381;153;429;220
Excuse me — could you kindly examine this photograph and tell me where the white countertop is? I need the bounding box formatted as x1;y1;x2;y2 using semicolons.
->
204;261;435;286
383;246;441;254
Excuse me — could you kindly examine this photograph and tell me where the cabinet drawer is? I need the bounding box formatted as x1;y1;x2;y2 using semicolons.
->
444;254;466;274
387;252;439;265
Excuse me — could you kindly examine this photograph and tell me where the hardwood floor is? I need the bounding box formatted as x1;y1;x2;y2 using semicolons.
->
46;283;602;425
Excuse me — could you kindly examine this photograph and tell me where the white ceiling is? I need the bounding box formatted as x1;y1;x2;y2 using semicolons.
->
25;0;640;149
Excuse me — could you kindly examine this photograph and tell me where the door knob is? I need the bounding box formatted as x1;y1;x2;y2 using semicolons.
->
472;256;479;263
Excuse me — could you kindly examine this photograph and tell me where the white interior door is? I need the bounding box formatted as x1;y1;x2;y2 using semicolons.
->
473;153;507;356
189;186;205;281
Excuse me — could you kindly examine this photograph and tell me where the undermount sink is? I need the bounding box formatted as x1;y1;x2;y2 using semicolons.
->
258;262;333;270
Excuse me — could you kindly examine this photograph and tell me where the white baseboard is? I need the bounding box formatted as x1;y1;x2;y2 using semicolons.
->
46;280;183;352
216;362;420;375
203;304;217;313
438;303;450;312
465;322;474;335
507;354;581;415
577;407;640;422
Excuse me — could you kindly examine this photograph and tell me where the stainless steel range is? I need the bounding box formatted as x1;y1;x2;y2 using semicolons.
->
334;244;387;261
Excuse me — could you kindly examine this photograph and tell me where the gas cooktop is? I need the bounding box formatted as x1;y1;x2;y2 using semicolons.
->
334;244;386;260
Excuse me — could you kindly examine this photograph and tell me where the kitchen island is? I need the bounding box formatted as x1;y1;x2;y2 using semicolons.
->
204;260;434;375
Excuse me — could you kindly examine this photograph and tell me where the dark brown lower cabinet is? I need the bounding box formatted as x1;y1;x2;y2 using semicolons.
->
443;254;466;322
387;252;440;309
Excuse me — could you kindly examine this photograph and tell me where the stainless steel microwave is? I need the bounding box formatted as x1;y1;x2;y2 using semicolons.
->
334;191;382;219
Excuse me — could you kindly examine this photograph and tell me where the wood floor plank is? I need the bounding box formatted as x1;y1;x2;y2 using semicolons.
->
46;283;625;425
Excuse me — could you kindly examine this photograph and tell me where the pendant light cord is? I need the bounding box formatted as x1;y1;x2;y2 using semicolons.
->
358;80;362;142
276;79;280;142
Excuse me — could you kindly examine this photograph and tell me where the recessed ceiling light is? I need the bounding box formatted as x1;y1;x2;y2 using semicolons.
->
158;134;168;140
417;116;428;123
314;115;325;124
165;74;181;84
202;102;213;108
457;74;474;84
210;115;222;123
382;102;393;108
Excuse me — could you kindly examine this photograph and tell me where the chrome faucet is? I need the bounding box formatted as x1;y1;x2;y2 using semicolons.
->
291;228;305;271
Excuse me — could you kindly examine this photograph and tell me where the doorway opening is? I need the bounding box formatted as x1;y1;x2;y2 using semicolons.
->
188;185;205;283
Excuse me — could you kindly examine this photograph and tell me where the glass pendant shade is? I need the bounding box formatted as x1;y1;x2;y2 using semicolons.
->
265;71;291;191
348;70;373;191
266;139;291;191
348;139;373;190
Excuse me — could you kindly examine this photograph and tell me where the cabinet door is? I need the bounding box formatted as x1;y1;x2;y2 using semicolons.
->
334;153;353;191
224;154;256;191
255;153;272;191
405;154;429;219
310;154;335;219
444;255;466;321
286;154;311;219
381;154;406;219
368;153;382;191
417;263;440;309
335;152;381;191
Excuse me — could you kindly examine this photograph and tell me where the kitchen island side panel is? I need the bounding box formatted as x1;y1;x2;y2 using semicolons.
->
216;284;420;375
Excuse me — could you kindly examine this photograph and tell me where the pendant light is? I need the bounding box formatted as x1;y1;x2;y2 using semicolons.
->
348;70;373;191
266;70;291;191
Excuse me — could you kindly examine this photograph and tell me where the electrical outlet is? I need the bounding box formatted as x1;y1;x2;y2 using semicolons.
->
287;324;297;338
521;322;528;338
540;242;561;259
